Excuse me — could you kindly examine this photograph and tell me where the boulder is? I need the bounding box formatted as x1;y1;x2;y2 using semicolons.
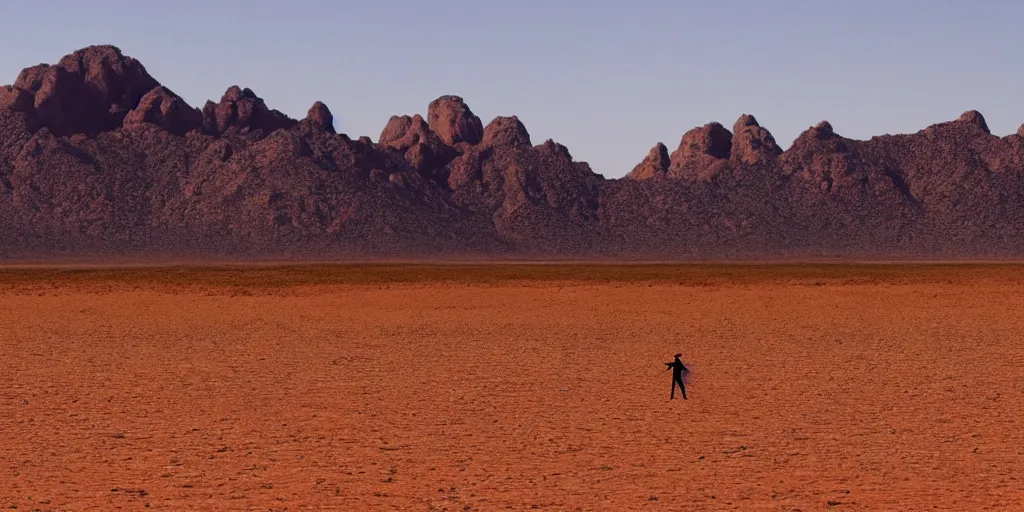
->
731;114;782;165
378;114;443;150
957;110;990;134
669;122;732;167
427;95;483;145
11;45;160;135
122;86;202;136
201;86;296;135
628;142;670;180
482;116;531;148
305;101;335;133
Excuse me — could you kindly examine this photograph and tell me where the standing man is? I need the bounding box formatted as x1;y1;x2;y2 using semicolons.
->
665;353;689;400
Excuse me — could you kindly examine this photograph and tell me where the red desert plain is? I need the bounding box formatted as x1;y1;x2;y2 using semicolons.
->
2;264;1024;511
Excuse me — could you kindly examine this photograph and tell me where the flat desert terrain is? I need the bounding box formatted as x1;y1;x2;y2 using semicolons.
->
2;264;1024;511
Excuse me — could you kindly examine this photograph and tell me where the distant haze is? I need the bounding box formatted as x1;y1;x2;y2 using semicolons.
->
2;0;1022;177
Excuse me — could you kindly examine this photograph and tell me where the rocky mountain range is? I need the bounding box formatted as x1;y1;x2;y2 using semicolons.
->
2;45;1024;261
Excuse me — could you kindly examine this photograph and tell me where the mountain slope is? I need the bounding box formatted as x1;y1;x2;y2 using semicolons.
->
2;45;1023;260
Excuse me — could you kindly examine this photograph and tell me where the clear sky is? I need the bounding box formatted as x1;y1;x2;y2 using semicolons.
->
1;0;1022;177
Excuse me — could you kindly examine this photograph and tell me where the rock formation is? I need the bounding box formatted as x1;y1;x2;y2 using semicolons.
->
305;101;335;134
123;86;202;136
627;143;670;180
667;122;732;180
201;86;296;136
3;45;1024;261
481;116;532;148
957;110;990;134
730;114;782;165
427;95;483;146
11;45;159;135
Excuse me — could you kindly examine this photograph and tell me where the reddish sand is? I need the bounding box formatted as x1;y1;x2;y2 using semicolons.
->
2;266;1024;510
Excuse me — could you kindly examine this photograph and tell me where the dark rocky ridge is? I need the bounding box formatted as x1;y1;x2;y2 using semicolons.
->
2;45;1024;261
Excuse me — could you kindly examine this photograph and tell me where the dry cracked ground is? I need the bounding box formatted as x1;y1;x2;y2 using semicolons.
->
2;264;1024;511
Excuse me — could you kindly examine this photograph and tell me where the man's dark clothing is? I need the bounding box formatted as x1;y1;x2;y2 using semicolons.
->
665;356;689;400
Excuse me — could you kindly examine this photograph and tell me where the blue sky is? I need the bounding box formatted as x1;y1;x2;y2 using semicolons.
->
1;1;1022;177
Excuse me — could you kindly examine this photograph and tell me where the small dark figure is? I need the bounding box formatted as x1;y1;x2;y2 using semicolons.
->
665;353;689;400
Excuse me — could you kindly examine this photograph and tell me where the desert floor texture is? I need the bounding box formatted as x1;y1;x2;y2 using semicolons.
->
2;264;1024;511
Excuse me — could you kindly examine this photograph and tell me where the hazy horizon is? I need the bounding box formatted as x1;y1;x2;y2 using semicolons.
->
2;0;1022;177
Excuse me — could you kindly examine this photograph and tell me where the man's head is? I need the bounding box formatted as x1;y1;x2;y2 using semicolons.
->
674;353;682;358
